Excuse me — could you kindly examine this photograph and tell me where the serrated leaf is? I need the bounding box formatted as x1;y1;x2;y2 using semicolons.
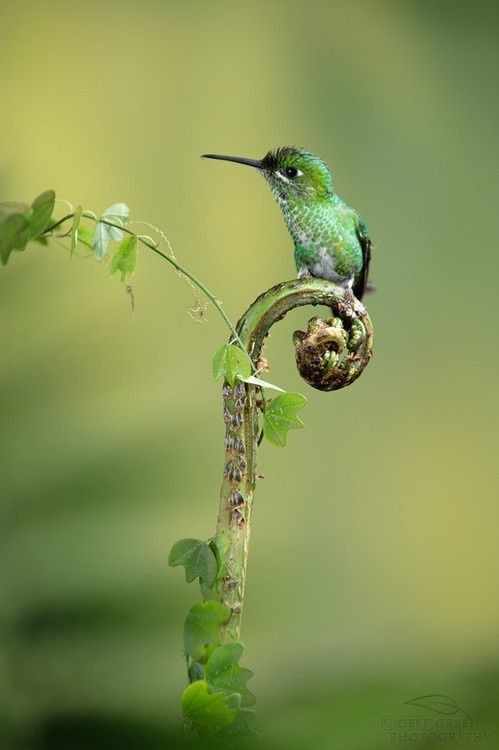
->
212;344;252;387
263;392;307;447
225;693;242;711
168;538;217;588
183;601;230;661
239;374;285;392
110;234;137;282
404;694;463;716
29;190;55;240
102;202;131;222
181;680;236;728
209;533;230;580
76;225;94;249
206;643;255;707
69;206;82;256
215;709;257;738
0;205;31;264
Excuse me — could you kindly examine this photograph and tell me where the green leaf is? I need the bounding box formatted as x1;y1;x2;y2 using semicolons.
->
92;219;123;260
263;392;307;447
28;190;55;240
168;538;217;588
89;203;130;260
209;533;230;580
110;234;137;282
200;538;230;600
102;202;131;222
76;225;94;249
225;693;242;711
188;660;205;683
0;203;32;264
183;601;230;661
199;580;215;602
0;202;29;219
69;206;82;257
212;344;252;387
239;374;285;392
181;680;236;728
206;643;255;707
215;709;257;738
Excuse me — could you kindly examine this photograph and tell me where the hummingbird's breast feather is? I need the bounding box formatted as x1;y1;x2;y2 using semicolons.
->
286;202;363;283
309;247;342;281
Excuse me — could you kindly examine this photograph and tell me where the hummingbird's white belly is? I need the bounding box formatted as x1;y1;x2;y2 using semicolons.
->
310;247;344;282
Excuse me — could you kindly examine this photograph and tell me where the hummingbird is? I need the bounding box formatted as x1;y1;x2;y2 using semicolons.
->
202;146;373;300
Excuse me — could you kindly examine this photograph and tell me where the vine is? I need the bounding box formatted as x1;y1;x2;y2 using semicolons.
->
1;190;373;741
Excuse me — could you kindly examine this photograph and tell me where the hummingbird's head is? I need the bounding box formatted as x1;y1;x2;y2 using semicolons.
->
260;147;333;203
202;146;333;204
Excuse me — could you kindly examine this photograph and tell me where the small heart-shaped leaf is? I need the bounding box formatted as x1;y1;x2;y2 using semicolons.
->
212;344;252;387
29;190;55;240
110;234;137;282
76;225;94;249
169;538;217;588
0;210;30;264
181;680;236;728
183;601;230;661
263;392;307;447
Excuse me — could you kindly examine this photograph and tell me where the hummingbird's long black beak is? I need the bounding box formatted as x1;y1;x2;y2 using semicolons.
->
201;153;263;169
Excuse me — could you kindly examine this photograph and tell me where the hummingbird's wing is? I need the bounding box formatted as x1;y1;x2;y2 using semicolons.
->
353;214;374;301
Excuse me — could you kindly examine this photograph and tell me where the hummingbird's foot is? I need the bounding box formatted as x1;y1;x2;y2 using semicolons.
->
342;286;366;316
297;266;313;280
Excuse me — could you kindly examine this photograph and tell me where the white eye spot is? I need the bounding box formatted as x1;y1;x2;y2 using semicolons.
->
276;167;303;182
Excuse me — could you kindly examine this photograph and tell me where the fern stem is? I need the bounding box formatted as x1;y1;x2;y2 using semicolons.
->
214;278;373;642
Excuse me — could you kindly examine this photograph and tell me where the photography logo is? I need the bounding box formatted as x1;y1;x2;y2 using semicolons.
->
380;694;490;743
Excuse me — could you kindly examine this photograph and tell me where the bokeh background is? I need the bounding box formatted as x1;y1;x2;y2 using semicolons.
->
2;2;498;748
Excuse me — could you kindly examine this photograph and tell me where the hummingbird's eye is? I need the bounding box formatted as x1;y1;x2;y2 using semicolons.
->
284;167;299;179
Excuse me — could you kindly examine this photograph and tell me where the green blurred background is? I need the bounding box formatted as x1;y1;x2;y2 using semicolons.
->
2;1;498;748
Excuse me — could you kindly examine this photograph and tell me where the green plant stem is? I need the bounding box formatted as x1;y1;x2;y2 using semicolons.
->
214;278;371;643
44;212;247;352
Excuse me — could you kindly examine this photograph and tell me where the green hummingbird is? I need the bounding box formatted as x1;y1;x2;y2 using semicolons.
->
202;146;373;300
